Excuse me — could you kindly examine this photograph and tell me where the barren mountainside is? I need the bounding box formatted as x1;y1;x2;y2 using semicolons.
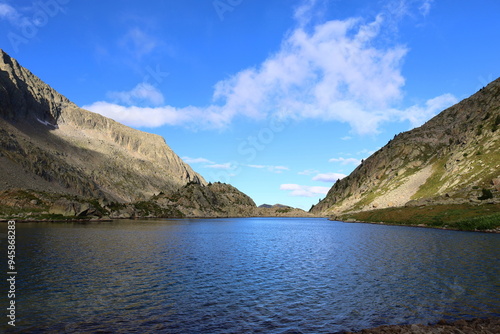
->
312;78;500;216
0;49;205;202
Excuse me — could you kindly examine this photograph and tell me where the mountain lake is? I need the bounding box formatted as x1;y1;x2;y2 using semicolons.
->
2;218;499;333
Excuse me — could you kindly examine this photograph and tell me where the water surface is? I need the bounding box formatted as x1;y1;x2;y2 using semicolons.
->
3;218;499;333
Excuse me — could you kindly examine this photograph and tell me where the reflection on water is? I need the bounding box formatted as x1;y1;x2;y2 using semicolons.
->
2;218;499;333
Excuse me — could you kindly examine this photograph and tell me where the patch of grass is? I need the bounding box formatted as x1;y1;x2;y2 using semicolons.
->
107;201;127;211
276;208;292;214
452;213;500;231
411;160;447;200
33;213;77;221
132;200;185;218
342;203;500;231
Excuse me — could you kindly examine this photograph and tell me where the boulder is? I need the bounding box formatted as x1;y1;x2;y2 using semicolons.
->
492;178;500;191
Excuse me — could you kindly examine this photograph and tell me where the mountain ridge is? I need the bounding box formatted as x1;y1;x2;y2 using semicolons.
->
311;78;500;218
0;48;205;203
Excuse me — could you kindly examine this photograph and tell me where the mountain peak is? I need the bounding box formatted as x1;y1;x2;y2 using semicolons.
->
0;49;206;202
0;49;73;125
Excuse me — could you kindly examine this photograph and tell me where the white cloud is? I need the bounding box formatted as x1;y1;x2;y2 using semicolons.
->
419;0;434;16
356;148;376;156
182;157;215;164
341;136;352;141
272;166;289;172
248;164;266;169
398;93;458;128
280;184;330;197
107;83;165;107
0;3;15;18
210;14;408;134
83;102;235;129
84;102;187;127
293;0;319;26
0;3;28;27
329;157;362;165
298;169;319;175
312;172;347;182
248;164;289;173
119;28;159;59
206;162;233;170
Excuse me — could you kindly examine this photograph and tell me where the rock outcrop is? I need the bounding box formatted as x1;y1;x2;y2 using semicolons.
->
0;183;315;220
312;78;500;216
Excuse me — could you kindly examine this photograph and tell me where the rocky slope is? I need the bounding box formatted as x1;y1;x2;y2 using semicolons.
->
129;182;258;218
312;78;500;216
0;183;315;220
0;49;205;203
257;203;314;217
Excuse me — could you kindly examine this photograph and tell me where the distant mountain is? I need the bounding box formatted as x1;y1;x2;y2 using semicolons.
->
0;49;205;203
258;204;289;208
311;78;500;217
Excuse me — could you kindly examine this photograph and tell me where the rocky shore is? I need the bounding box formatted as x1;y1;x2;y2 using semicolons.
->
342;318;500;334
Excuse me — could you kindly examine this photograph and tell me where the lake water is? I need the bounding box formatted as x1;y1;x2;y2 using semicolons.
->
2;218;499;333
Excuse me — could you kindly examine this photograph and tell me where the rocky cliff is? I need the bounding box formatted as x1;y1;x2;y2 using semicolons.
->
312;78;500;216
0;49;205;203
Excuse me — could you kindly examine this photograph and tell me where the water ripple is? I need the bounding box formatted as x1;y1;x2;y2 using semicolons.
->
5;218;499;333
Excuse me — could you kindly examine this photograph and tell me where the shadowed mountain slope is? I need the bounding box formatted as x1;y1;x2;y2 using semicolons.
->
0;48;205;203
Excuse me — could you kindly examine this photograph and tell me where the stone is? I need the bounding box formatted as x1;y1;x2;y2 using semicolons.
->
492;178;500;191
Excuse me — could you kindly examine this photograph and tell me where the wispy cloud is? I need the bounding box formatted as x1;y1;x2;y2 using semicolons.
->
280;184;330;197
248;165;289;173
107;83;165;107
119;28;159;59
83;102;194;128
398;93;457;128
0;2;28;27
182;157;215;164
419;0;434;17
206;162;233;170
181;158;289;174
0;3;16;18
298;169;319;175
329;157;362;165
312;172;346;182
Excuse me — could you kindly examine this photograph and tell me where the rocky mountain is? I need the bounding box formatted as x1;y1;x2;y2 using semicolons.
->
311;78;500;216
0;48;205;203
0;49;312;220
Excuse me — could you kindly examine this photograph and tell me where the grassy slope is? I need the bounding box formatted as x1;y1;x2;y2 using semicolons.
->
339;203;500;231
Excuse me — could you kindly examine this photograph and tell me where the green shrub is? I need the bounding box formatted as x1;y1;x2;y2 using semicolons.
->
478;188;493;200
493;115;500;132
476;124;483;136
453;213;500;231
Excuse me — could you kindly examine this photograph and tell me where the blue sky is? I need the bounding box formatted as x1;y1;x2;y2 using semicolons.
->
0;0;499;210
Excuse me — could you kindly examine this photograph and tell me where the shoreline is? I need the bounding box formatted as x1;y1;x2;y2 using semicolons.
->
1;215;498;234
331;218;500;233
341;317;500;334
0;215;321;223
